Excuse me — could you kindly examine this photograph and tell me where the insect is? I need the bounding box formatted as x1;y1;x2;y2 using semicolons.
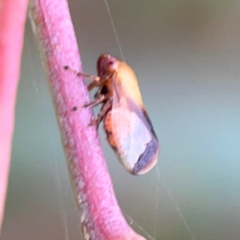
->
64;54;159;175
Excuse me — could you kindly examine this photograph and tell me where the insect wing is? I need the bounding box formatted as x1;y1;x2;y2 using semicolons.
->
111;77;156;174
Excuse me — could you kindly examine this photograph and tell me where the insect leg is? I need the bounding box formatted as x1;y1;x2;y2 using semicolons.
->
63;66;108;91
94;99;112;129
83;94;107;108
72;94;107;111
63;66;100;82
87;78;109;91
87;81;103;91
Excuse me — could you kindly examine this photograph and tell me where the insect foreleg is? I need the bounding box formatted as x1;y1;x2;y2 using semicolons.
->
63;66;100;82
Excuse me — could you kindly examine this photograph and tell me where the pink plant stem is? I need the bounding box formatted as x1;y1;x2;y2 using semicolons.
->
0;0;28;232
29;0;145;239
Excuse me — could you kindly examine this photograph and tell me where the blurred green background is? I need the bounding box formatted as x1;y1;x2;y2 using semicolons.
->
1;0;240;239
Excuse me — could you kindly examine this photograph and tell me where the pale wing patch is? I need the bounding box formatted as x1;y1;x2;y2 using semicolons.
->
111;105;152;170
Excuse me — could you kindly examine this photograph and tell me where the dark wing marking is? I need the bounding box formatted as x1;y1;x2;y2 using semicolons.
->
132;136;159;174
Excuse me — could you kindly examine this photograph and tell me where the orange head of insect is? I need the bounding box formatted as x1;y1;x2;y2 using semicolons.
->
97;54;119;79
